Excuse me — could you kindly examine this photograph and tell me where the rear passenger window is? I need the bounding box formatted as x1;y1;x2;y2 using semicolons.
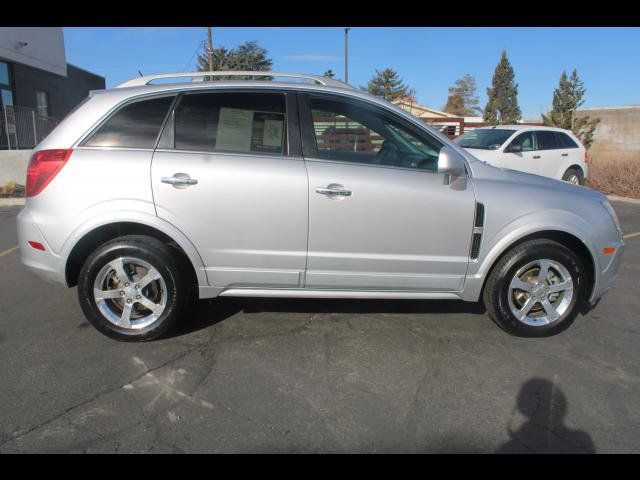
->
83;96;174;149
535;131;559;150
166;92;286;155
555;132;579;148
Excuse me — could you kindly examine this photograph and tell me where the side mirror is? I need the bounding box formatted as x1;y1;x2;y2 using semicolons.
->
505;144;522;153
438;146;466;184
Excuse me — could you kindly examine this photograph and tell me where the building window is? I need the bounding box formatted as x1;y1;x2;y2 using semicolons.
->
0;61;13;108
36;91;50;117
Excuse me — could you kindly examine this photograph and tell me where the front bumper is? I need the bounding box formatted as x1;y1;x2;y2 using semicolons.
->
589;240;625;305
16;208;66;285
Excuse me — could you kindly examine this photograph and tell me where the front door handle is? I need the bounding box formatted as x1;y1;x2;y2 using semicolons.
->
533;155;541;159
315;185;352;197
561;153;568;157
161;173;198;188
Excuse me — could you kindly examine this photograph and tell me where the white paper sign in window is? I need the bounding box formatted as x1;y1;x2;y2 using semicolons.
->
262;119;284;148
216;107;254;152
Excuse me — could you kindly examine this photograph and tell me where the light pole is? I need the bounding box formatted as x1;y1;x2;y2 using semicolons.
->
207;27;213;71
344;27;350;84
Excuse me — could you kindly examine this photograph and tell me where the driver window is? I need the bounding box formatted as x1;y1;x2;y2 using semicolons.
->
309;96;442;170
508;131;536;152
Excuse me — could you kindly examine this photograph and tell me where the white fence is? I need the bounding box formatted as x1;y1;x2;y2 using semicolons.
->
1;106;59;150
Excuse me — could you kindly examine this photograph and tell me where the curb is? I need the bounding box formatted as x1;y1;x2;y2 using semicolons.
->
0;198;25;207
607;195;640;205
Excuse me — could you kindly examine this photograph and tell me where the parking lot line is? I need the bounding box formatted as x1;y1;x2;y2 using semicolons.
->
624;231;640;240
0;245;18;258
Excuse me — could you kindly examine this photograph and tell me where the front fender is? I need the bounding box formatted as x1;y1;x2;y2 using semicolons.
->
461;209;598;302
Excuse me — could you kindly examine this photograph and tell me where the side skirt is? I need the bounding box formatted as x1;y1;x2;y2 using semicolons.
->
207;287;464;300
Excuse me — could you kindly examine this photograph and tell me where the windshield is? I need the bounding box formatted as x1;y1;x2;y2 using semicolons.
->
454;128;516;150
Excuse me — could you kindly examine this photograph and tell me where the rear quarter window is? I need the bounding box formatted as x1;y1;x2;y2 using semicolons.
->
555;132;579;148
82;96;174;149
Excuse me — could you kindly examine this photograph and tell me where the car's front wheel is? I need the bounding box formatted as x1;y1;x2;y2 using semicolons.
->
77;235;188;341
483;239;588;337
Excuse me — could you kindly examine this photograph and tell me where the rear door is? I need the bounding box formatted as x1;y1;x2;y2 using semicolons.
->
554;131;584;178
299;92;476;291
151;89;308;289
532;130;561;178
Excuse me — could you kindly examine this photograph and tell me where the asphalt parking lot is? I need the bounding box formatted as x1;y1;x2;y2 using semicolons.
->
1;200;639;453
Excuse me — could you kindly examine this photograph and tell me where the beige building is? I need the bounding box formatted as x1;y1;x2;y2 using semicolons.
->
392;97;457;119
575;106;640;162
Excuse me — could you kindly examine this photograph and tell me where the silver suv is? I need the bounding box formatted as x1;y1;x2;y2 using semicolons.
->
17;71;624;341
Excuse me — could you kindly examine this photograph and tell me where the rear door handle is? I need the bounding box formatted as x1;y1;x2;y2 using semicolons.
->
161;174;198;188
561;153;568;157
533;155;541;159
315;185;352;197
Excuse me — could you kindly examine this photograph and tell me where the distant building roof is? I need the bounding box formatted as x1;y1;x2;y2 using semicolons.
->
392;97;457;118
577;105;640;111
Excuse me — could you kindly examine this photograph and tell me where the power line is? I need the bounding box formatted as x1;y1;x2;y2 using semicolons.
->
182;40;204;71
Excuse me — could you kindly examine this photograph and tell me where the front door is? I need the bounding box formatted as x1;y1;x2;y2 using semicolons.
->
299;93;476;291
152;90;308;289
501;130;539;174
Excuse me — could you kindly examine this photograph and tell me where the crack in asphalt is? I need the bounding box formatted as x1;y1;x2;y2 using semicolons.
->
0;345;202;450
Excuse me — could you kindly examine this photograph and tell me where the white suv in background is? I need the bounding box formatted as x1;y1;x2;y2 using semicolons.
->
454;126;588;185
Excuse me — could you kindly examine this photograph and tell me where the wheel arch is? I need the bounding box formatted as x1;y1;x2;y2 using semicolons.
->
64;219;206;288
478;229;595;303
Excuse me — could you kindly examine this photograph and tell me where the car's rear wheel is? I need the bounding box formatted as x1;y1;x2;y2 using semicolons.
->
483;239;588;337
562;167;584;185
77;235;188;341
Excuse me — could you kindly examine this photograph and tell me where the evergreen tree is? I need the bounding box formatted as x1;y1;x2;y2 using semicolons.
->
363;68;409;102
197;40;272;75
483;51;521;124
542;69;600;149
443;74;481;116
323;69;335;78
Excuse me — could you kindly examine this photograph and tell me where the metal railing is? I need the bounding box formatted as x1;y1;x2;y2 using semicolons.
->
0;105;59;150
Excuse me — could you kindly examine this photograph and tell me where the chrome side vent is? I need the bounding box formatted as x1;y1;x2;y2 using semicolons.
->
470;202;485;260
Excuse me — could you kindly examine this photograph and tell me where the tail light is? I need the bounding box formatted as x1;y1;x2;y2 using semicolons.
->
584;152;589;164
26;149;73;197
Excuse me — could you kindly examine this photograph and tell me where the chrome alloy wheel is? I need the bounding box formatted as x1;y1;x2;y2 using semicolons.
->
507;259;574;326
93;256;167;329
566;174;580;185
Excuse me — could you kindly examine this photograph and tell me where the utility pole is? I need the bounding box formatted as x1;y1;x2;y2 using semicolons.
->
344;27;350;84
207;27;213;71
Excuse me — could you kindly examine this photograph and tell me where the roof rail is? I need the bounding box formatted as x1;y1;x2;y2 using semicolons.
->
116;71;353;89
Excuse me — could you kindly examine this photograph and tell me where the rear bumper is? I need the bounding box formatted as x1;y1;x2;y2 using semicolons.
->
16;208;66;285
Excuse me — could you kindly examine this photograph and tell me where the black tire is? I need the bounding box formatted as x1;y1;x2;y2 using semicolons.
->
482;239;588;337
77;235;188;341
562;167;584;185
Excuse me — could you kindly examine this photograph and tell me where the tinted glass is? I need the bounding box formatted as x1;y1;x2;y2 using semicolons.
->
507;131;536;152
555;132;579;148
536;131;559;150
170;92;286;155
310;96;442;170
453;128;515;150
84;96;174;148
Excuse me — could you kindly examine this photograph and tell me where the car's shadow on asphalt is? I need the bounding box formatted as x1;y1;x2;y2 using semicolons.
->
169;296;487;338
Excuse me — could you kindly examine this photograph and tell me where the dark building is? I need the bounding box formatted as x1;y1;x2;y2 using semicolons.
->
6;62;105;120
1;28;105;148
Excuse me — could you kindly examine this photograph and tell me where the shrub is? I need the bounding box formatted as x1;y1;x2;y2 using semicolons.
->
586;157;640;199
0;182;25;197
